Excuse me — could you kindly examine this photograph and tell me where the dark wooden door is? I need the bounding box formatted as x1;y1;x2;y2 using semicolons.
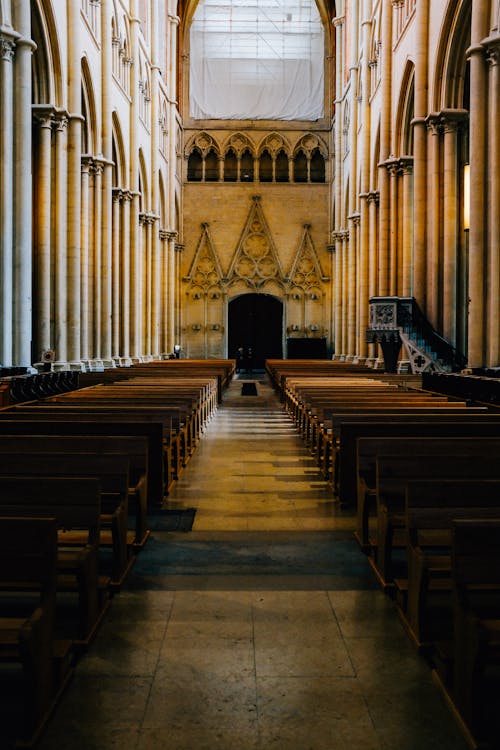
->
228;294;283;369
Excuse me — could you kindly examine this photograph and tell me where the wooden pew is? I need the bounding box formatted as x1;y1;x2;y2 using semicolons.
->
355;434;500;550
0;517;60;747
374;449;500;588
0;451;132;590
401;479;500;649
0;433;151;548
336;419;500;508
449;518;500;748
0;418;166;502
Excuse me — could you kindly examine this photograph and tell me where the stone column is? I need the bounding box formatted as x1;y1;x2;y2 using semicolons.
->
165;232;177;351
442;114;465;346
159;230;169;354
101;0;113;367
342;230;350;357
12;2;35;366
486;42;500;366
358;0;372;360
426;116;441;328
327;244;336;354
67;0;83;367
378;0;392;296
467;2;489;368
120;191;132;364
175;242;184;347
400;159;413;297
412;0;429;305
367;190;380;363
91;161;104;366
151;216;161;357
387;160;399;295
0;33;16;366
80;157;93;363
129;1;141;361
53;114;69;367
33;111;54;361
332;233;342;358
112;189;122;361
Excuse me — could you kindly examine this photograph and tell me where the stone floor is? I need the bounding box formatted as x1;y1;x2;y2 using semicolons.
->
34;374;468;749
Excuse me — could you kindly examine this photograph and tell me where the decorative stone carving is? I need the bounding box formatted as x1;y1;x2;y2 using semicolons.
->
288;224;328;292
184;223;223;295
226;196;284;290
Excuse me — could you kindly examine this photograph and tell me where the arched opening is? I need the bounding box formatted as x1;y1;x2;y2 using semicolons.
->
228;293;283;369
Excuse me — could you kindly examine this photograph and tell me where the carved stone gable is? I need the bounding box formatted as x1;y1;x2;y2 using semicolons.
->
184;223;224;296
288;224;328;291
226;196;285;290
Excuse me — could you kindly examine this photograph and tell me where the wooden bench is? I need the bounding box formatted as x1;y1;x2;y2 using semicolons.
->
373;449;500;588
0;517;60;746
0;433;151;548
336;419;500;508
0;476;106;648
0;415;168;499
400;479;500;649
449;518;500;748
355;434;500;550
0;451;133;590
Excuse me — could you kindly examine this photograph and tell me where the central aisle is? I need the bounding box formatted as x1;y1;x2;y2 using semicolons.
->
38;374;468;750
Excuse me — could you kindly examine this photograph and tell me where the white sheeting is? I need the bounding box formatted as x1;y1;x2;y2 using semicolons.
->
189;0;324;121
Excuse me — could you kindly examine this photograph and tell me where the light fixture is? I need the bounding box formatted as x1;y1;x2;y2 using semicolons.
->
463;163;470;231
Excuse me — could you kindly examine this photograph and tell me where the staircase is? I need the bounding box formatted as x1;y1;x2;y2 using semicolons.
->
366;297;466;374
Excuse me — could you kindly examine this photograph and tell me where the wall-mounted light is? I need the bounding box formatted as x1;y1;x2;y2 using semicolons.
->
310;324;319;332
192;292;202;300
310;293;319;300
211;324;220;331
191;324;201;331
463;163;470;231
210;292;220;299
292;293;301;300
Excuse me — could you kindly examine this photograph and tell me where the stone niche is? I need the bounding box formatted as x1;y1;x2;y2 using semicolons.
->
181;127;331;359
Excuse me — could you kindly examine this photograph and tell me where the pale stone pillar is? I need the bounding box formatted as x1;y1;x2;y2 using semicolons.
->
151;217;161;357
332;232;342;357
67;0;83;366
121;192;132;363
140;213;151;357
167;232;178;351
80;157;93;363
112;190;122;361
342;230;350;357
387;160;399;295
13;1;35;366
33;111;54;360
400;159;413;297
367;190;379;362
175;242;184;346
327;244;336;354
378;0;392;296
426;116;441;328
358;0;372;360
100;0;113;366
53;114;69;366
92;161;104;364
219;156;225;181
442;115;464;346
412;0;429;304
486;42;500;366
159;230;169;354
467;3;489;367
0;34;16;366
129;1;141;361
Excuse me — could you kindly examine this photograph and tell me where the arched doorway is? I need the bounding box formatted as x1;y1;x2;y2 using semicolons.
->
228;294;283;369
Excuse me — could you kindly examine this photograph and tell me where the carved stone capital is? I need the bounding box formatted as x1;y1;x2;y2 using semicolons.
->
0;35;16;61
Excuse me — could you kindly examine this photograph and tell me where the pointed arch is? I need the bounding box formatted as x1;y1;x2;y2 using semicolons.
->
395;61;415;155
433;0;471;111
81;57;98;155
112;112;127;187
31;0;64;106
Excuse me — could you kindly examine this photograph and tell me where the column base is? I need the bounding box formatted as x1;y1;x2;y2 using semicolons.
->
364;357;377;368
352;356;368;366
372;358;386;370
101;358;117;369
87;359;105;372
114;357;133;367
344;355;355;362
397;359;412;374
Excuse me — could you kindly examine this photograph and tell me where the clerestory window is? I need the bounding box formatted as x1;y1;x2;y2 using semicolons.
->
189;0;324;121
